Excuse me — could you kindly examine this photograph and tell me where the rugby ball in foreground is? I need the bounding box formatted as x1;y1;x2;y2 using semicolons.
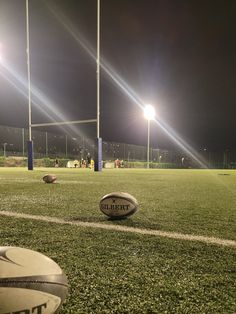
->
43;174;57;183
0;246;68;314
100;192;138;219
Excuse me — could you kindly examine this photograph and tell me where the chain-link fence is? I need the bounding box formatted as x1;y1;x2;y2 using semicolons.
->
0;124;235;168
0;125;171;161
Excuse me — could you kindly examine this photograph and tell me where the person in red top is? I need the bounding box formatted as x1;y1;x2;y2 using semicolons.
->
115;158;121;168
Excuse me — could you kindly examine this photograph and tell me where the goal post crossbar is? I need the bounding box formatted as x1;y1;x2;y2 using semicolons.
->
31;119;97;128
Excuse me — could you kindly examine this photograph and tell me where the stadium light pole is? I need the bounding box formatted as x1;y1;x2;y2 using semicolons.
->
26;0;33;170
0;42;3;63
3;143;7;157
22;128;25;157
144;105;155;169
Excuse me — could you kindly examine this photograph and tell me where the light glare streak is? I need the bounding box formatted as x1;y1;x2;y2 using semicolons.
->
0;60;95;148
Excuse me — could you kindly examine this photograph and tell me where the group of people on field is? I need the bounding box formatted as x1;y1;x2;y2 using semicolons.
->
73;153;94;169
56;153;94;169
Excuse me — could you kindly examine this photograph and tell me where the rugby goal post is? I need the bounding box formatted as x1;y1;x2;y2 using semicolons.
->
28;119;102;172
26;0;102;171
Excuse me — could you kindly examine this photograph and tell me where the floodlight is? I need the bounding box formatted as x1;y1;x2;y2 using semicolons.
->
144;104;155;120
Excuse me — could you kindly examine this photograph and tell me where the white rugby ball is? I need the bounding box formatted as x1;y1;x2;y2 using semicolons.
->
43;174;57;183
0;246;68;314
100;192;138;219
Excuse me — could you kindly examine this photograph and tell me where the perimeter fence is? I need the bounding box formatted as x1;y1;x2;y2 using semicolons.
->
0;124;235;169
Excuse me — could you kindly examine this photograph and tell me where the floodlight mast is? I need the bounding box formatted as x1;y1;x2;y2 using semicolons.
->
0;42;3;63
144;105;155;169
26;0;33;170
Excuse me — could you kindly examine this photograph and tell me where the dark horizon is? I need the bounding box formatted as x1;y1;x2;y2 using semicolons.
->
0;0;236;153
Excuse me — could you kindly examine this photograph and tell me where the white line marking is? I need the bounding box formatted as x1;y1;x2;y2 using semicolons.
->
1;210;236;248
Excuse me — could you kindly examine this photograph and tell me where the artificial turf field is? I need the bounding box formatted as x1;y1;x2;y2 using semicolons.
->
0;167;236;313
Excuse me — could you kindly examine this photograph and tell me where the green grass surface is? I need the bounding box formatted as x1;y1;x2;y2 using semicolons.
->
0;168;236;313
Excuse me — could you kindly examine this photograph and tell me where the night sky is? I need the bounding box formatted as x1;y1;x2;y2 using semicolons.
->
0;0;236;152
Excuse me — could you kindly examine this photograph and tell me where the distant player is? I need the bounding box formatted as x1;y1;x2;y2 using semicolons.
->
54;158;59;167
115;158;121;168
86;153;91;168
73;159;79;168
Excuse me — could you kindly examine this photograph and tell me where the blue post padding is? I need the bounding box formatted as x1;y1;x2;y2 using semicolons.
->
94;138;102;172
27;140;33;170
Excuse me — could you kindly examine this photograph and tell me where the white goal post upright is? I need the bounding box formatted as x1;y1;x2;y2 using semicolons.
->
26;0;33;170
95;0;102;171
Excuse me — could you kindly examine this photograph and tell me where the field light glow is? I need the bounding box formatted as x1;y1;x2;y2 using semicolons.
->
0;60;65;122
0;4;208;169
144;105;155;120
46;3;145;111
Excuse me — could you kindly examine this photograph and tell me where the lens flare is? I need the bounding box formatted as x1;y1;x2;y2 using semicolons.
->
46;2;208;168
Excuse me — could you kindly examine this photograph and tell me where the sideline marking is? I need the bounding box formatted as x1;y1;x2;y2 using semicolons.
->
1;210;236;248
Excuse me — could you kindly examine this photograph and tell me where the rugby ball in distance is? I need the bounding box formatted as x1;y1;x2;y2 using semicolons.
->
0;246;68;314
100;192;138;219
43;174;57;183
